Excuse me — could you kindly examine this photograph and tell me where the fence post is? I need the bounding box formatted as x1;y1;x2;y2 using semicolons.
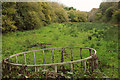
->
33;51;36;72
61;48;64;71
52;49;54;63
24;54;27;65
43;50;46;70
92;55;94;72
70;48;73;72
89;49;91;56
80;48;83;67
55;65;57;73
71;48;73;61
84;60;86;72
15;56;18;64
43;50;45;64
61;48;64;62
93;54;97;69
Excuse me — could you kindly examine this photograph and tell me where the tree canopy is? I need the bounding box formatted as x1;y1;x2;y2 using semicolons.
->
94;2;119;23
2;2;88;33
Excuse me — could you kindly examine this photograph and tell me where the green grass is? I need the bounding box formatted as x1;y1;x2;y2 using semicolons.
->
2;22;118;78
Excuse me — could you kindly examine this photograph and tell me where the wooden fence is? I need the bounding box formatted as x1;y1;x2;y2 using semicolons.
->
3;47;99;78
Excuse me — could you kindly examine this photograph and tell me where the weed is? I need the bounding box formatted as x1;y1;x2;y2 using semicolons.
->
2;22;118;78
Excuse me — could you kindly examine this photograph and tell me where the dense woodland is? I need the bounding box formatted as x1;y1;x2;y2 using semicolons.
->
2;2;120;33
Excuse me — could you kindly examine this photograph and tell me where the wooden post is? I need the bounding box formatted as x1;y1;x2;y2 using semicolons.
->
89;49;91;56
43;50;46;70
70;63;73;72
61;48;64;70
33;51;36;72
55;65;57;73
92;57;94;72
80;48;82;67
15;56;18;64
61;48;64;62
70;48;73;72
84;60;86;72
24;54;27;64
52;49;54;63
94;54;97;69
43;50;45;64
86;61;88;72
71;48;73;61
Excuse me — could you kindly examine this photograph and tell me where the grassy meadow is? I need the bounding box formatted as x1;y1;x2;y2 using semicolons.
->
2;22;118;78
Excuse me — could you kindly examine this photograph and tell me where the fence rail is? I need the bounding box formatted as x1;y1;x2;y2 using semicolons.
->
3;47;98;78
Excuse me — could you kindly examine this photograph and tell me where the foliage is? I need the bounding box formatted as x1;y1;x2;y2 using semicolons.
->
112;9;120;23
2;2;89;33
2;2;68;33
95;12;102;21
2;1;119;78
88;8;98;22
67;10;87;22
99;2;113;15
64;7;76;11
105;7;115;21
2;2;17;32
95;2;119;23
2;22;118;78
51;4;69;23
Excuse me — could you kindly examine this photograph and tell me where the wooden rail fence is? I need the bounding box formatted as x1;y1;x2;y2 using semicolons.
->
3;47;99;78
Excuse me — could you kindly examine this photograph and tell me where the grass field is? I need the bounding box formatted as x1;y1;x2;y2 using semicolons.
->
2;22;118;78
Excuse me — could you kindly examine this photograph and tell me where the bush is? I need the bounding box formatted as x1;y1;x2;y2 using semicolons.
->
2;2;69;33
105;7;115;22
112;9;120;23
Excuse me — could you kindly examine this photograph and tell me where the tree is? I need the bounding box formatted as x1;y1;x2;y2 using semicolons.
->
88;8;98;22
95;12;102;21
95;2;119;23
50;2;69;23
67;10;76;22
64;7;76;11
112;9;120;23
76;11;87;22
67;10;87;22
2;2;17;32
105;7;115;21
99;2;113;15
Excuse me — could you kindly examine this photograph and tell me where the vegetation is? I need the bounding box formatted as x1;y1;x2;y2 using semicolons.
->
64;7;76;11
2;2;119;33
1;1;119;78
67;10;87;22
2;2;87;33
2;22;118;78
88;2;120;23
